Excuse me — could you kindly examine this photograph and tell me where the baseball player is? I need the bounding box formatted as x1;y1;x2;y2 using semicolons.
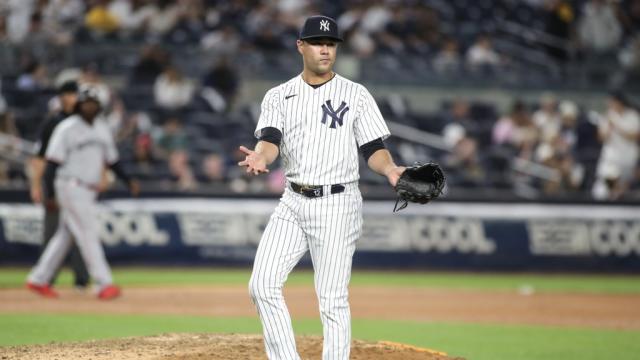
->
29;81;89;289
238;15;406;360
26;86;139;300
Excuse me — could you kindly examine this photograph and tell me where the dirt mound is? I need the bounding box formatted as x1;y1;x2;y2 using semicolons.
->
0;333;463;360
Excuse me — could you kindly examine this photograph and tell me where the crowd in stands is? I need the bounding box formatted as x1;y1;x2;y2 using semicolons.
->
0;0;639;201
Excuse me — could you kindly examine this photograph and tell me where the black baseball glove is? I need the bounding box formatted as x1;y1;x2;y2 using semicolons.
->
393;162;446;212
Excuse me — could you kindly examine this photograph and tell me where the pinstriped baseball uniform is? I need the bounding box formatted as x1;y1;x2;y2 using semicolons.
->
28;115;118;289
249;73;390;360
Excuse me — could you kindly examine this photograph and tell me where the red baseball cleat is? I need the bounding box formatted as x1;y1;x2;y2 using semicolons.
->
26;282;59;298
97;285;121;300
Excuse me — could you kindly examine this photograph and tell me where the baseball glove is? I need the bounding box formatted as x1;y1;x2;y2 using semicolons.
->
393;162;446;212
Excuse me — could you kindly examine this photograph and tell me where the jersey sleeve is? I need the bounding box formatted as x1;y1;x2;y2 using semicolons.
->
44;124;68;163
354;85;391;146
254;88;284;139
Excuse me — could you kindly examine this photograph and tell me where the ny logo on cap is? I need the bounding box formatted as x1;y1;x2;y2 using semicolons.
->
320;19;330;32
321;100;349;129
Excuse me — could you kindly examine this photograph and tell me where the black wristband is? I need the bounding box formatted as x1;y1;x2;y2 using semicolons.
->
360;138;386;161
258;127;283;147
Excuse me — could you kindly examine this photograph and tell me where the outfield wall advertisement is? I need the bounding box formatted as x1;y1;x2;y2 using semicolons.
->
0;199;639;271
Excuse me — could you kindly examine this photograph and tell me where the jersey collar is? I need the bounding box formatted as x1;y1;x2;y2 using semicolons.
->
300;72;337;89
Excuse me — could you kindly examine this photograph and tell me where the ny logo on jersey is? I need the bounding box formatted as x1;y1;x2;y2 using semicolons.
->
320;19;330;32
321;100;349;129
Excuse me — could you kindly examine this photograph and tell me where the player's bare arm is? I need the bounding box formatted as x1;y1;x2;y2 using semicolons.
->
28;157;46;203
367;148;406;187
238;141;279;176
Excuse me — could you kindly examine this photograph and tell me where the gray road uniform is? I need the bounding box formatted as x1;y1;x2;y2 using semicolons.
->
28;115;119;290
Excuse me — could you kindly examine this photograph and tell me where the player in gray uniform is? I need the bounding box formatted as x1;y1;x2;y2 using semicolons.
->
238;15;406;360
29;81;89;289
27;86;139;300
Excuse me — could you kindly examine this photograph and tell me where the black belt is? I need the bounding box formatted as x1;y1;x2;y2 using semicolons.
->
290;182;345;198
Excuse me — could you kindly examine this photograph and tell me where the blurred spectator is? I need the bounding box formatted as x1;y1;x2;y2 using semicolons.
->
132;132;158;177
165;0;206;45
0;96;19;185
266;167;286;194
84;0;120;36
542;0;575;62
200;152;226;184
4;0;35;44
153;117;197;190
532;93;561;144
466;34;501;74
577;0;623;54
19;13;52;60
432;38;462;75
108;0;155;38
16;59;48;91
410;5;441;55
493;100;538;158
535;100;584;194
201;24;242;55
442;99;480;142
42;0;85;46
615;35;640;86
146;0;181;39
129;44;170;86
153;65;195;111
592;92;640;200
377;6;408;55
442;99;487;186
201;58;240;112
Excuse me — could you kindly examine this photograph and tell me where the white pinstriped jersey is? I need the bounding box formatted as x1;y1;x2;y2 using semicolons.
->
45;115;118;185
255;74;390;185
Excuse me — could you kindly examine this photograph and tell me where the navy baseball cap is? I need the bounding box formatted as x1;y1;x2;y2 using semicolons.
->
299;15;343;42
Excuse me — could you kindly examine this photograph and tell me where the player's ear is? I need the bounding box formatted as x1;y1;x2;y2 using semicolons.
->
296;39;304;54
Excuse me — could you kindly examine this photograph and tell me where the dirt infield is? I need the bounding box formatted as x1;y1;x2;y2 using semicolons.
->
2;285;640;359
0;333;463;360
2;286;639;329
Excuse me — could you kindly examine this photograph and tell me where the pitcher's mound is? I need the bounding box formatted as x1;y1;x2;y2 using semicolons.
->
1;333;464;359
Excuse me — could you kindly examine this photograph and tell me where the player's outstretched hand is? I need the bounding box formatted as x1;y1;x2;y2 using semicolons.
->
128;180;140;197
238;145;270;176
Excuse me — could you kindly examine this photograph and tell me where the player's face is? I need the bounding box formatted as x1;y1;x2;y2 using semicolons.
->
79;100;100;119
60;92;78;112
298;38;337;75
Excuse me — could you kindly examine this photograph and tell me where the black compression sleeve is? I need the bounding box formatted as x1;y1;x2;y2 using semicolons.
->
43;161;59;198
359;138;386;161
258;127;282;146
109;161;131;184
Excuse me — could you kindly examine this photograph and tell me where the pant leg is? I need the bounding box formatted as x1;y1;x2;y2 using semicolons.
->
303;190;362;360
41;207;63;285
57;182;113;288
249;191;308;360
28;220;73;285
42;208;89;287
68;240;90;287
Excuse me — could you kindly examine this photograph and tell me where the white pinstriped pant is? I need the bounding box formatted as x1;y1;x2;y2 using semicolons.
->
28;180;113;288
249;182;362;360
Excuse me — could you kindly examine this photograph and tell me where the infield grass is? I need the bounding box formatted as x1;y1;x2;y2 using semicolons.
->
0;314;638;360
2;267;640;360
1;267;640;294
